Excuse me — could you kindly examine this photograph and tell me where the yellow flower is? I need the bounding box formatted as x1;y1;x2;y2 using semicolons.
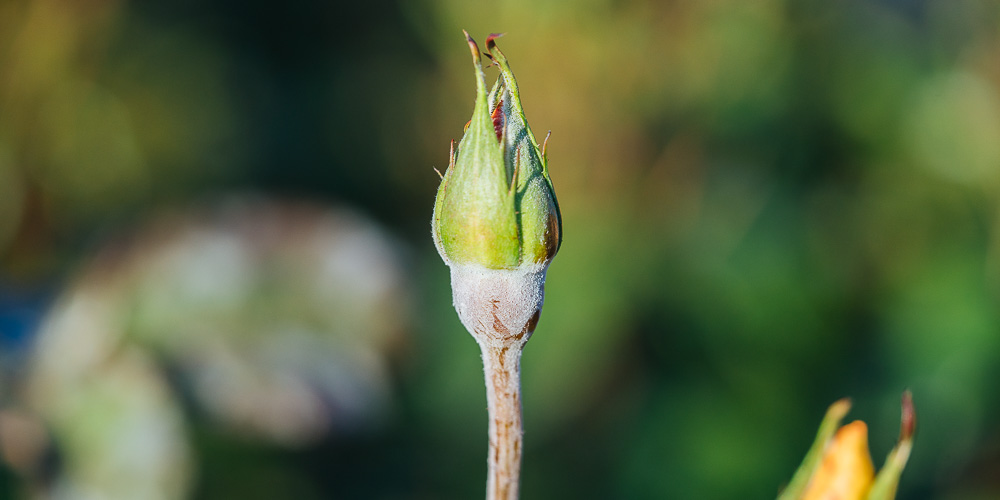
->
779;392;916;500
801;420;874;500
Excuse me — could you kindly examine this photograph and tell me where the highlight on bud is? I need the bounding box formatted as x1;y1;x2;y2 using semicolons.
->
432;31;561;270
778;392;916;500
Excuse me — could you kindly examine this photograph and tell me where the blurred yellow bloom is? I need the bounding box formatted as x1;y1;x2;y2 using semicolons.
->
801;421;874;500
779;393;915;500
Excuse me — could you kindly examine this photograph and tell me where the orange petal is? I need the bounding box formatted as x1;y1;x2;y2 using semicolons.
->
801;421;876;500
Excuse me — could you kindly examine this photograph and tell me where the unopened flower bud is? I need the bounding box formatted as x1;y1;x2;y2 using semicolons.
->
432;33;562;347
432;32;561;271
431;33;562;497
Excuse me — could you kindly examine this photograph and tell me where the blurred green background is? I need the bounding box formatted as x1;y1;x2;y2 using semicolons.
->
1;0;1000;498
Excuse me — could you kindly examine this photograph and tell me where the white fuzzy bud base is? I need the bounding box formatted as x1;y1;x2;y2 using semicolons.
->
448;263;549;500
449;264;547;348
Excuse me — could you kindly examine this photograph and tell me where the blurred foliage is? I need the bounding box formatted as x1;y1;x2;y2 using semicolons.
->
17;198;408;498
1;0;1000;498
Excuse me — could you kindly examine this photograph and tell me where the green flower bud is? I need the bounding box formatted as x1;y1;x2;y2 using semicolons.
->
432;32;562;270
431;35;562;492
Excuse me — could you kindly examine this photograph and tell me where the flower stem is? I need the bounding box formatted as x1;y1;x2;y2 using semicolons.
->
446;264;546;500
480;342;524;500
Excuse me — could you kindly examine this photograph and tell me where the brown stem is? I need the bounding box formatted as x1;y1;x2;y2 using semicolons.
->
480;342;524;500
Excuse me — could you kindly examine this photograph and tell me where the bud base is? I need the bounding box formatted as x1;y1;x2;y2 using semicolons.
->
448;263;547;349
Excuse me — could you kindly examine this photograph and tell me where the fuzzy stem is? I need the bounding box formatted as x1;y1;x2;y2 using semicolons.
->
447;264;546;500
480;342;524;500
